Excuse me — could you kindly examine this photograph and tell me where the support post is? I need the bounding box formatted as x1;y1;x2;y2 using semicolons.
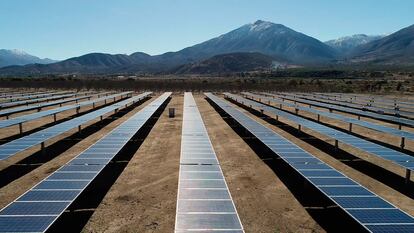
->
398;124;402;130
76;107;80;114
334;139;339;150
349;123;353;132
295;108;299;115
6;115;9;120
275;115;279;121
317;114;320;122
41;142;45;155
78;125;81;133
358;115;361;120
400;137;405;149
100;116;103;121
260;109;264;115
19;123;23;134
53;113;57;122
406;169;411;185
298;124;302;131
104;99;107;104
93;103;95;108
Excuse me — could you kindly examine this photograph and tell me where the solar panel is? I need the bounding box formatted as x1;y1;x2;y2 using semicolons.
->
0;92;151;161
225;93;414;175
264;93;414;127
205;92;414;233
0;91;77;109
175;92;244;233
0;92;171;233
0;92;128;130
285;92;414;118
242;92;414;141
0;91;58;104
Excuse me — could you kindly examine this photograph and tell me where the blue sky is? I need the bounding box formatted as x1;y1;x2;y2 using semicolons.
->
1;0;413;60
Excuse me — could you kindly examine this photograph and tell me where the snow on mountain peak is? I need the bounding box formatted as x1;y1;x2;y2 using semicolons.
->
249;20;274;32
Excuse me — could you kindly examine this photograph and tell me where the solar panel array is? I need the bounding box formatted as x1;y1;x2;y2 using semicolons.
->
0;92;151;161
205;92;414;233
0;92;76;109
0;92;56;104
0;92;171;233
175;92;244;233
224;93;414;172
0;93;96;118
0;92;128;130
242;92;414;141
302;93;414;116
283;93;414;118
317;92;414;109
265;93;414;127
0;91;50;99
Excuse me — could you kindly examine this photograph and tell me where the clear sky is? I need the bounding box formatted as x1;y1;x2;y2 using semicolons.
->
1;0;413;60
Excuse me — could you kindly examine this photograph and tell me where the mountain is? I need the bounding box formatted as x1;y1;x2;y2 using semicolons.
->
348;24;414;65
325;34;384;55
152;20;338;66
0;49;57;68
172;52;288;74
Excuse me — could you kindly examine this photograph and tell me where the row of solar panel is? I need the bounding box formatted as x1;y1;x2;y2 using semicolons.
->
176;92;243;232
317;92;414;108
0;92;124;129
0;92;100;118
0;92;151;161
0;91;51;99
0;92;171;233
0;91;77;109
303;93;414;113
0;91;58;104
242;92;414;141
225;93;414;172
284;92;414;118
265;93;414;127
206;92;414;233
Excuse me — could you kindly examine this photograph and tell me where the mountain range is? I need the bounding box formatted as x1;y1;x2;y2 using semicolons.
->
1;20;413;75
0;49;56;68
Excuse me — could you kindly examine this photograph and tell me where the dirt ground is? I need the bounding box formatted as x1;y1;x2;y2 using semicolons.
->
0;91;413;233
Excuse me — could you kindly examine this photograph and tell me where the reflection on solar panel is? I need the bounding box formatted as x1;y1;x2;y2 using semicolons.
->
0;92;151;161
0;92;127;131
205;93;414;233
0;92;98;118
224;93;414;179
242;92;414;144
265;93;414;127
175;93;244;233
0;92;171;233
0;92;79;109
